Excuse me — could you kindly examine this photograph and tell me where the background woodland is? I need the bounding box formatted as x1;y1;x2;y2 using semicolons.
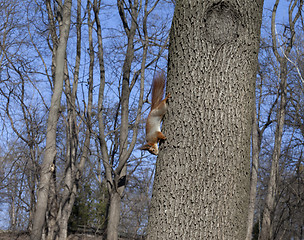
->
0;0;303;240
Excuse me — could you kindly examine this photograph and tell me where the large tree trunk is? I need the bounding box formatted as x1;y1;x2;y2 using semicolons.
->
30;1;72;239
147;1;263;239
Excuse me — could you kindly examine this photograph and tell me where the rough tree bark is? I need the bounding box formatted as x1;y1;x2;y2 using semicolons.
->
147;1;263;239
30;0;72;239
259;1;302;239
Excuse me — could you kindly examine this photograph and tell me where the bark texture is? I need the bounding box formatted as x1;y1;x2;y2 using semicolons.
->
147;1;263;239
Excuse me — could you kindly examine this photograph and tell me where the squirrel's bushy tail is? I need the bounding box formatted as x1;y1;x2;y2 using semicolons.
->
151;72;166;109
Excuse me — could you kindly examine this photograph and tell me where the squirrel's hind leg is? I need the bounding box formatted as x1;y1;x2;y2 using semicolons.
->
157;131;167;141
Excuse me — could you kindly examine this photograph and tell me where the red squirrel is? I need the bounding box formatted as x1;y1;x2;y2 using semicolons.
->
140;73;171;155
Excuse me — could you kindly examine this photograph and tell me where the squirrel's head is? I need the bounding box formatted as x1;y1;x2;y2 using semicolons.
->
139;143;159;155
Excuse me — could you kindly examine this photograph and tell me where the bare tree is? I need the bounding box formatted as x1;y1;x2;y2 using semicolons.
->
0;0;47;232
2;79;45;232
0;0;171;238
94;0;169;239
259;1;302;239
31;0;72;239
246;53;278;239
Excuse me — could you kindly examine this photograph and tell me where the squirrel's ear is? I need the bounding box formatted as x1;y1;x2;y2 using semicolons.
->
139;144;150;151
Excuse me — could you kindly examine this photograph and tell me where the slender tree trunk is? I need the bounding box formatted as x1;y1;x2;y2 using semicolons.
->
259;68;287;240
246;103;261;240
31;1;72;239
105;1;139;240
94;0;165;238
106;192;122;240
56;1;92;239
259;61;287;240
10;196;16;231
46;174;57;240
246;72;276;239
147;1;263;239
28;148;37;232
56;185;76;240
93;2;113;238
259;1;302;239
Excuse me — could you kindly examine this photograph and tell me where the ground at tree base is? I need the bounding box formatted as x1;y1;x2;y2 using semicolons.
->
0;231;102;240
0;231;144;240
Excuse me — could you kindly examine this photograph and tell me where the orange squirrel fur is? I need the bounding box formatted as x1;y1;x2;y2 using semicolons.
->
140;73;171;155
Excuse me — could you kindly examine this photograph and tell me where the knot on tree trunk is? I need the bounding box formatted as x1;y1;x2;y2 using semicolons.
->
203;2;241;45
